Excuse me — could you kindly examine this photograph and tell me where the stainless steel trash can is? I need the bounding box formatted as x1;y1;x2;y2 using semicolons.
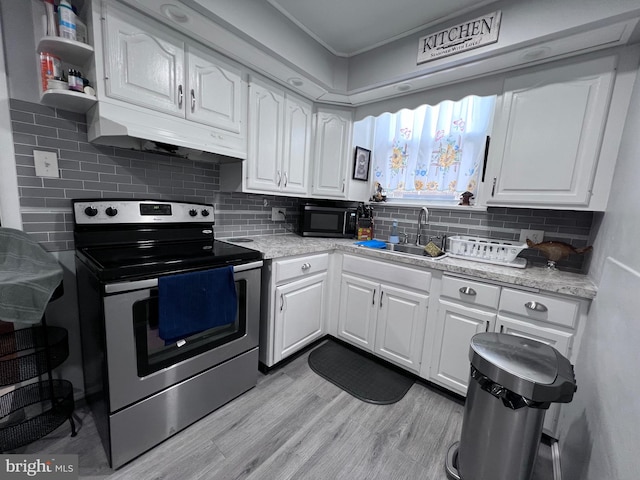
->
445;333;576;480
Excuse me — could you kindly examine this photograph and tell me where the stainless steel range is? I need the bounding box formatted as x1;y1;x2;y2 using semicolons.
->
73;199;263;468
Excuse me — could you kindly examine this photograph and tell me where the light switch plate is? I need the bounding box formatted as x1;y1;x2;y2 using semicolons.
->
519;229;544;244
34;150;59;178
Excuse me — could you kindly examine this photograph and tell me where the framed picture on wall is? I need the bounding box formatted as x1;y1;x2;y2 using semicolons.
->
352;146;371;181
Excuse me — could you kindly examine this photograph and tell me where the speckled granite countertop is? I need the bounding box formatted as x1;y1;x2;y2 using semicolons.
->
220;235;597;299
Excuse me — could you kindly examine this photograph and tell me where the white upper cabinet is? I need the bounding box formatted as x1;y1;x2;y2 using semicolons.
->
312;107;353;198
98;1;248;157
103;3;185;117
484;55;616;208
245;75;312;195
186;46;245;134
246;77;285;192
282;96;313;194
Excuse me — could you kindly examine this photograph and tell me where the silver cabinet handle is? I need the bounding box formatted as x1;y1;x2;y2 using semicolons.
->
276;170;281;187
485;321;490;332
280;293;284;312
372;289;376;306
301;263;310;271
379;290;384;309
178;84;183;107
459;286;477;296
283;172;288;188
525;301;548;312
491;177;497;197
190;89;195;112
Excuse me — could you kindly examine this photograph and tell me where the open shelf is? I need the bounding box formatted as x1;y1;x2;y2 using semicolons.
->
40;89;97;113
37;36;94;65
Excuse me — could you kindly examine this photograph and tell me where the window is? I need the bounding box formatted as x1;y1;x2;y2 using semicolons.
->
370;95;495;203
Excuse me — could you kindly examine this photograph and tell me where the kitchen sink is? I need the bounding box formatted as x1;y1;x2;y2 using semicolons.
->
385;242;448;259
385;243;428;256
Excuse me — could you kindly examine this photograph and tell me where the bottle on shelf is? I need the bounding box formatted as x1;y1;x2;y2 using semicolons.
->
39;52;61;91
58;0;76;41
44;0;57;36
67;69;84;92
389;219;399;244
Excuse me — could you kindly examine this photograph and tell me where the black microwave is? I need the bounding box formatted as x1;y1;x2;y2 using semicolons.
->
298;202;358;238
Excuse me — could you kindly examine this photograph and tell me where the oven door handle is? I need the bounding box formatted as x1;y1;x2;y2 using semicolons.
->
233;260;264;273
104;260;264;294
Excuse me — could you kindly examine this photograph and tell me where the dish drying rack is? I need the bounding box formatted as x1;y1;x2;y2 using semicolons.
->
446;236;528;268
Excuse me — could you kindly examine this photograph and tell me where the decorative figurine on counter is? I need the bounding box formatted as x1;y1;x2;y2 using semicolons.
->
371;182;387;202
459;191;474;206
526;239;593;269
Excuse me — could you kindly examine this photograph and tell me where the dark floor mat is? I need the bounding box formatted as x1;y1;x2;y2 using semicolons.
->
308;340;414;404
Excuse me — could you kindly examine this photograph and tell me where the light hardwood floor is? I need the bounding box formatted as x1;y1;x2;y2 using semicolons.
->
10;342;553;479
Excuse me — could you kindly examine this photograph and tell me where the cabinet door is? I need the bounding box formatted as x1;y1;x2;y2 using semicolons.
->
246;78;284;192
374;284;428;372
495;315;572;358
337;274;377;351
495;314;573;435
430;299;495;395
186;46;245;134
281;94;312;195
103;3;185;117
486;56;616;206
274;273;327;363
312;109;353;198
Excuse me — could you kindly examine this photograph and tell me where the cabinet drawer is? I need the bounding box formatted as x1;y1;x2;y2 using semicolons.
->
274;253;329;284
441;275;501;309
342;254;431;292
499;288;579;329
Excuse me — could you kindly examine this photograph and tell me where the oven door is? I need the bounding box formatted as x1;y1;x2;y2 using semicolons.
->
102;261;262;412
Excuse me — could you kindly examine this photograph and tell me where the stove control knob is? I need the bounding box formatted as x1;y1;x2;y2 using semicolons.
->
105;207;118;217
84;206;98;217
189;209;198;217
201;209;210;217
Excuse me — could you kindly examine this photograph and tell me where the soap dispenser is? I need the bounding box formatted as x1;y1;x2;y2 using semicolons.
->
389;219;399;244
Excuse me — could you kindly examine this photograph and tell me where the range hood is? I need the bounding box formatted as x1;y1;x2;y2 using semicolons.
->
86;102;247;163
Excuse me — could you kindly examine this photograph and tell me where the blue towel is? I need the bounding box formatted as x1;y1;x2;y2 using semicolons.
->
354;239;387;249
158;266;237;343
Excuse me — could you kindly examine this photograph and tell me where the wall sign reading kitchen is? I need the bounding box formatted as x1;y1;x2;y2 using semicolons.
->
417;11;502;64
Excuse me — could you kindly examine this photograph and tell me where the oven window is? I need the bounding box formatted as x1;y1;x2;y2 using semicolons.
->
132;279;247;376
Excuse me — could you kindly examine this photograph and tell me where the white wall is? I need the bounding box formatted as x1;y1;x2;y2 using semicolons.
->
347;0;640;93
0;0;22;228
558;61;640;479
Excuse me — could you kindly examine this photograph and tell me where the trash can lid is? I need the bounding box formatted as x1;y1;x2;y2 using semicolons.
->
469;333;576;403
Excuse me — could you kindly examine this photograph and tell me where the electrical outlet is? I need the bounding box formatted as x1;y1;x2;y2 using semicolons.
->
271;207;286;221
34;150;59;178
519;229;544;244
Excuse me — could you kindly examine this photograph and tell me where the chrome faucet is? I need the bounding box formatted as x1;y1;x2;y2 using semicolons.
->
415;207;429;245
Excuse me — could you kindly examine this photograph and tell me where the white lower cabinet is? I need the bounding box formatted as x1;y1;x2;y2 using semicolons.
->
274;273;327;362
426;274;586;438
337;255;430;373
337;274;378;351
430;299;495;394
260;253;329;367
374;284;429;371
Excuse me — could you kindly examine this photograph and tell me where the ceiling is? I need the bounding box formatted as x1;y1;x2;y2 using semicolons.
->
266;0;500;57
